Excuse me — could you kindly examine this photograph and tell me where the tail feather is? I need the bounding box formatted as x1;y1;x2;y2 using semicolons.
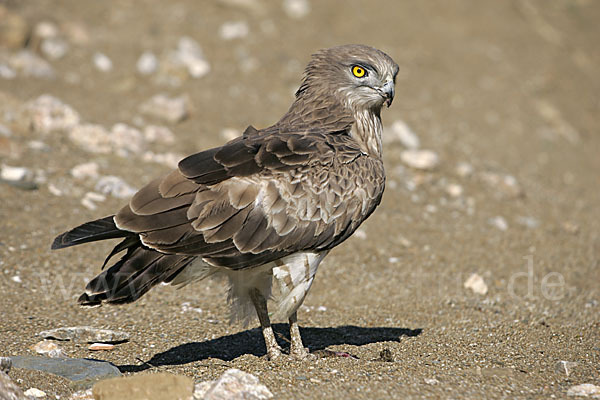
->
51;216;131;250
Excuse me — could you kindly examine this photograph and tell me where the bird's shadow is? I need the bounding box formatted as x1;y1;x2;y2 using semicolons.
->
119;324;422;373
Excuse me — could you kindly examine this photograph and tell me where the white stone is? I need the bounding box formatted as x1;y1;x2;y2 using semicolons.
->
40;37;69;60
283;0;311;19
445;183;463;197
400;149;439;170
464;273;488;295
139;94;191;123
173;37;210;78
489;216;508;231
1;165;30;181
137;51;158;75
567;383;600;397
34;21;59;39
109;123;146;155
24;387;46;398
456;162;474;177
387;120;420;148
93;52;113;72
142;151;182;168
31;340;65;358
479;172;523;199
219;21;249;40
24;95;80;134
144;125;175;144
95;176;136;199
555;360;578;377
11;275;21;283
9;50;55;78
68;124;112;153
70;162;100;180
202;368;273;400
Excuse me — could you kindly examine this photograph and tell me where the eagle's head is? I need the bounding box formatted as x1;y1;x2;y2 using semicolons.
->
297;44;399;112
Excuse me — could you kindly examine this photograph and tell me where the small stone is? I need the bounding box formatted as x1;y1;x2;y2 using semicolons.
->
139;94;191;123
445;183;463;197
11;275;21;283
71;162;100;180
567;383;600;397
38;326;129;343
10;355;122;384
136;51;158;75
142;151;182;168
464;273;488;295
456;162;474;177
160;37;210;83
354;229;367;240
219;21;249;40
516;216;539;229
144;125;175;144
0;5;30;49
109;123;146;155
1;165;31;181
68;124;112;153
93;52;113;72
202;368;273;400
81;192;106;211
283;0;311;19
95;176;136;199
489;216;508;231
33;21;59;40
23;94;80;134
30;340;65;358
555;360;578;377
69;389;94;400
479;172;523;199
93;372;194;400
400;149;439;170
40;37;69;60
9;50;55;78
24;387;46;398
424;378;439;385
0;357;11;374
386;120;420;148
88;343;114;351
562;221;579;234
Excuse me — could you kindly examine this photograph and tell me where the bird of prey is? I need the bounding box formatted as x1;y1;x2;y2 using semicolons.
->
52;44;398;360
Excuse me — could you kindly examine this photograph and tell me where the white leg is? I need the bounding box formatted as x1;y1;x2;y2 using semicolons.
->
250;288;282;360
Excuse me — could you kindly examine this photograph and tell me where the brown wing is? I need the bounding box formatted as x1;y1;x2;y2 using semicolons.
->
114;130;384;270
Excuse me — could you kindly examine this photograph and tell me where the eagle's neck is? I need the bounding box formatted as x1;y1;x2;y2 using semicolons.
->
349;108;383;158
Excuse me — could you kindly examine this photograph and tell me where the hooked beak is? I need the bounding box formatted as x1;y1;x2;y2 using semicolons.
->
381;80;395;107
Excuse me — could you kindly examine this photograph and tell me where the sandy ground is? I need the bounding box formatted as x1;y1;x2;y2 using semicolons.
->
0;0;599;398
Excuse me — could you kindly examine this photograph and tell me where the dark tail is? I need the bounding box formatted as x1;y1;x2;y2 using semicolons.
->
51;216;129;250
52;216;194;307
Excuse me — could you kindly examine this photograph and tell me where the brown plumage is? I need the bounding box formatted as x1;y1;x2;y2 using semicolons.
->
52;44;399;360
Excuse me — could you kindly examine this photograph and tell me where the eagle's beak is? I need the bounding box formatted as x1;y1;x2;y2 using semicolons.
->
382;80;395;107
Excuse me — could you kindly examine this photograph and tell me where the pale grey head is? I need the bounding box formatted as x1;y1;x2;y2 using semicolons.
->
296;44;399;112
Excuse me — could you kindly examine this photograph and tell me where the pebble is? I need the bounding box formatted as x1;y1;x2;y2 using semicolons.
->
0;5;30;49
88;343;114;351
400;149;439;170
81;192;106;211
144;125;175;144
95;176;136;199
456;162;474;177
219;21;250;40
479;171;523;199
0;357;11;373
40;37;69;60
33;21;59;40
386;120;420;148
555;360;578;377
139;94;191;123
93;52;113;72
198;368;273;400
445;183;463;197
464;273;488;295
424;378;439;385
516;216;539;229
11;275;22;283
10;355;122;384
38;326;130;343
68;124;112;153
93;372;193;400
8;50;55;78
23;94;80;134
0;165;37;190
71;162;100;180
283;0;311;19
489;216;508;231
109;123;146;155
136;51;158;75
567;383;600;397
30;340;65;358
162;36;210;82
69;389;94;400
24;388;47;398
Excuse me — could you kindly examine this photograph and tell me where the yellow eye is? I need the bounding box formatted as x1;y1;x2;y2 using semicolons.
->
352;65;366;78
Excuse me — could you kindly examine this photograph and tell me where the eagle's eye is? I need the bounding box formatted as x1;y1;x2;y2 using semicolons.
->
351;65;367;78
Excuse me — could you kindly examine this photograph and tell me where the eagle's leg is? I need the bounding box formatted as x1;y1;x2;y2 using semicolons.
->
250;288;282;360
289;311;311;359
